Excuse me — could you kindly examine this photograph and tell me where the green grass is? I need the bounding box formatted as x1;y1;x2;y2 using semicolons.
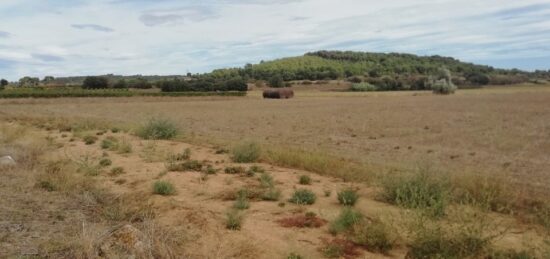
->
153;180;176;195
329;207;363;235
337;188;359;206
137;118;179;140
289;189;316;205
0;88;246;98
233;190;250;210
231;141;261;163
259;172;275;188
83;135;98;145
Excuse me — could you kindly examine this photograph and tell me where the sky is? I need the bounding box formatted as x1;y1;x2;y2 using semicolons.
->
0;0;550;80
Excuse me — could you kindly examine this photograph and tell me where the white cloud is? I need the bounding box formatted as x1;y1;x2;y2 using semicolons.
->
0;0;549;80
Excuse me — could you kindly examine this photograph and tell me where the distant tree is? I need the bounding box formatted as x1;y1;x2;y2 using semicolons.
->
465;72;490;85
82;76;109;89
429;67;457;95
113;79;128;89
18;76;40;87
224;77;247;91
42;76;55;84
268;75;284;88
127;77;152;89
0;79;8;89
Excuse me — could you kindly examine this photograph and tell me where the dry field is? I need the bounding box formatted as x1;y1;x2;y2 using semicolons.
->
1;84;550;258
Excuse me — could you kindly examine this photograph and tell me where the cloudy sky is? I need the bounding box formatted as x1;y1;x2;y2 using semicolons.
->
0;0;549;80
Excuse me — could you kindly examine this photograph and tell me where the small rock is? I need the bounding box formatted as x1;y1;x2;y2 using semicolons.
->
0;156;16;167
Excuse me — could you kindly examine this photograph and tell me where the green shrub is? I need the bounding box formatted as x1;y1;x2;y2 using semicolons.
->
381;170;448;218
329;208;363;234
350;220;395;254
287;252;303;259
430;68;457;95
116;139;132;154
350;82;377;92
298;175;312;185
167;160;203;172
203;165;218;174
137;118;179;140
289;189;316;205
231;141;261;163
83;135;98;145
261;188;281;201
259;173;274;188
101;137;118;149
153;180;175;195
110;127;120;133
99;158;112;167
246;165;265;176
337;188;359;206
225;210;243;230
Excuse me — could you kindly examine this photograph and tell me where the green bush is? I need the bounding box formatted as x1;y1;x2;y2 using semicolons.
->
110;167;125;176
350;219;395;254
83;135;98;145
259;173;274;188
231;141;261;163
337;188;359;206
225;210;243;230
224;166;246;175
233;190;250;210
350;82;377;92
289;189;316;205
299;175;312;185
153;180;176;195
99;158;112;167
101;137;118;149
381;170;448;218
329;208;363;234
287;252;303;259
137;118;179;140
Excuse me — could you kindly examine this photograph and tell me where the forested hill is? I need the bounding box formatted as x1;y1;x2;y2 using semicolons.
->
231;50;544;87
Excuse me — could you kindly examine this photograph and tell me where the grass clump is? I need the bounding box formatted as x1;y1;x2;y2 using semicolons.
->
298;175;312;185
246;165;265;176
289;189;316;205
259;172;274;188
261;188;281;201
381;169;448;218
83;135;98;145
287;253;303;259
350;82;377;92
233;190;250;210
231;141;261;163
350;219;395;254
153;180;176;195
329;207;364;235
116;139;132;154
337;188;359;206
101;136;118;149
166;160;203;172
137;118;179;140
99;158;112;167
225;209;244;230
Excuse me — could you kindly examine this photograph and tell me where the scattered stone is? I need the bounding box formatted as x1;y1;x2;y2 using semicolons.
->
0;156;16;167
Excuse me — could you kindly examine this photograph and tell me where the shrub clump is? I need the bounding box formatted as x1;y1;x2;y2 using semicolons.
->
153;180;176;195
289;189;316;205
83;135;98;145
381;169;448;218
225;209;243;230
99;158;112;167
337;188;359;206
430;68;457;95
233;190;250;210
231;141;261;163
298;175;312;185
137;118;179;140
110;166;125;176
329;208;364;235
224;166;246;175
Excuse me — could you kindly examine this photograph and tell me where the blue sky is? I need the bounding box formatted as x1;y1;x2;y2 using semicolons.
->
1;0;549;80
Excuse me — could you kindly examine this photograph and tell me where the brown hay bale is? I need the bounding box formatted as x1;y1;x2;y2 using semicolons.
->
263;88;294;99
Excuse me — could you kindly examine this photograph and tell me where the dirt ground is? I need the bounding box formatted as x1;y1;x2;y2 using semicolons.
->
1;84;549;194
1;124;547;258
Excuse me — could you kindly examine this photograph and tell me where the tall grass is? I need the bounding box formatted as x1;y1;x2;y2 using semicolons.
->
137;118;179;140
231;141;261;163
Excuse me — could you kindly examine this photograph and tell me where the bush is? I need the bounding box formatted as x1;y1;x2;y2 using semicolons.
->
225;210;243;230
337;188;359;206
101;137;118;149
287;253;303;259
261;188;281;201
167;160;203;172
82;76;109;89
381;170;448;218
329;208;363;234
259;172;274;188
99;158;112;167
224;166;246;175
430;68;457;95
350;82;377;92
350;219;395;254
137;118;179;140
231;141;261;163
289;189;316;205
268;75;285;88
116;139;132;154
233;190;250;210
153;180;176;195
298;175;312;185
83;135;98;145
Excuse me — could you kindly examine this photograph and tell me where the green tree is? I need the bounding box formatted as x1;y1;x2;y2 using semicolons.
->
42;76;55;85
18;76;40;87
0;79;8;89
113;79;128;89
268;75;284;88
82;76;109;89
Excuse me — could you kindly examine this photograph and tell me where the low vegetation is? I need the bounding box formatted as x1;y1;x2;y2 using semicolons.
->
298;175;312;185
153;180;176;195
337;188;359;206
231;141;261;163
137;118;179;140
289;189;317;205
226;209;244;230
